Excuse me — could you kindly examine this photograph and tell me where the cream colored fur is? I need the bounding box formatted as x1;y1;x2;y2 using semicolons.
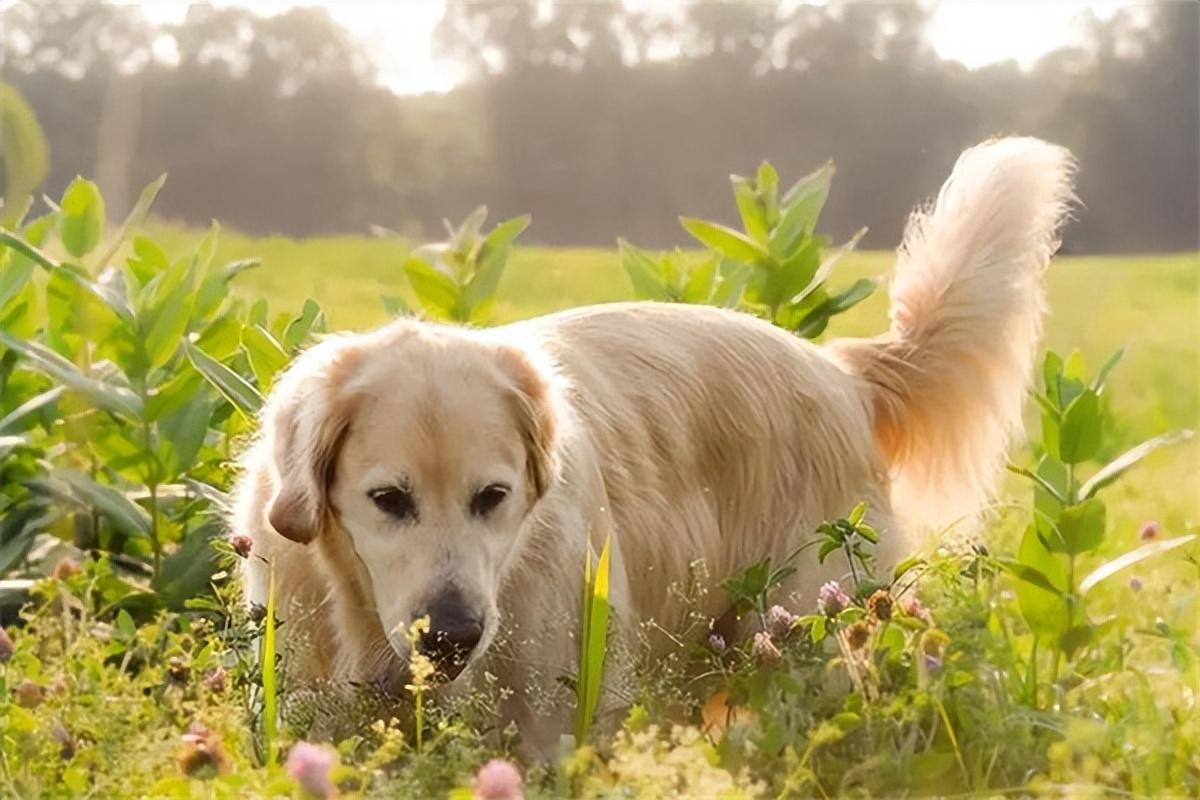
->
233;137;1075;751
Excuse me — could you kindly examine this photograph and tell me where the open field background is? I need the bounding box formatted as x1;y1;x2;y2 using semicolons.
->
151;224;1200;535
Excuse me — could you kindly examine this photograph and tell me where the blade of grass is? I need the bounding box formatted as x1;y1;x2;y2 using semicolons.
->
575;533;612;742
262;566;278;767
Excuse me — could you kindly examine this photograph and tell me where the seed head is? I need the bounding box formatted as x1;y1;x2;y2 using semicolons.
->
473;758;524;800
817;581;851;617
766;605;796;638
1138;521;1160;541
166;656;190;687
177;722;230;780
707;633;726;654
52;557;80;580
751;631;782;667
231;534;254;558
203;667;228;693
51;722;76;760
903;596;932;624
867;590;893;622
286;741;337;799
0;628;13;662
845;622;871;651
15;679;43;708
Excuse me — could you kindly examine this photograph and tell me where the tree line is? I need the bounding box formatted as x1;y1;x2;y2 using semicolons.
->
2;0;1196;252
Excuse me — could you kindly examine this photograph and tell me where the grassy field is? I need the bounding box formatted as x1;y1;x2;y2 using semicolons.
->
152;224;1200;528
6;217;1199;797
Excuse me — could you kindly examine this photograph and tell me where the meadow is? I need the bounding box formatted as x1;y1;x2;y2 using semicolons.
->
1;174;1197;798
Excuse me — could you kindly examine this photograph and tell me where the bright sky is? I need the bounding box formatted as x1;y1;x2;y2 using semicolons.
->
136;0;1127;95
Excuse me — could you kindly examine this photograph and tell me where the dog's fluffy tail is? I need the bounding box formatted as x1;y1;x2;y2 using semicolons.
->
834;137;1076;532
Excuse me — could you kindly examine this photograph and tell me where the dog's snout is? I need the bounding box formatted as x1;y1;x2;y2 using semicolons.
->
415;590;484;680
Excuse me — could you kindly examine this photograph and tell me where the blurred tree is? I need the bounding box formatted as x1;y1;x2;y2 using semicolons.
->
0;0;1194;250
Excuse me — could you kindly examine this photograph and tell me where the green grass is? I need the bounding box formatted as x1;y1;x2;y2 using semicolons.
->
152;222;1200;527
7;222;1199;797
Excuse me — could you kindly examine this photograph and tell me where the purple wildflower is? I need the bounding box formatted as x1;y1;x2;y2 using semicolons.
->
766;605;796;638
286;742;337;799
474;759;524;800
817;581;851;616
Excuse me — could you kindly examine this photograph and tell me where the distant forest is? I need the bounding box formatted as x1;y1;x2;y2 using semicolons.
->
2;1;1197;252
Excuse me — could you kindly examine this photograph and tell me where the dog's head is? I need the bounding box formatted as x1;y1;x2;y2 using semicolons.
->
264;322;558;684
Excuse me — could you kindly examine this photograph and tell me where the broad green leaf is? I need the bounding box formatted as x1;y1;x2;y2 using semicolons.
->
183;341;263;417
682;254;720;304
126;236;169;286
95;174;166;267
59;177;105;258
1043;498;1106;556
146;368;204;421
680;218;768;264
241;324;290;390
1080;429;1193;499
193;258;260;323
142;262;195;371
712;261;752;308
160;392;215;480
153;523;221;610
732;176;769;245
756;161;780;227
1042;351;1064;409
775;160;834;253
0;258;34;312
1057;388;1101;463
463;214;529;316
55;468;152;537
1007;463;1067;504
619;239;670;301
193;313;243;360
1014;523;1069;638
0;330;142;418
404;256;461;320
1079;535;1197;594
282;298;323;351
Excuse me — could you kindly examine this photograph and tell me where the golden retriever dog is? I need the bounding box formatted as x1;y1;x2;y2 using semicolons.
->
233;137;1074;750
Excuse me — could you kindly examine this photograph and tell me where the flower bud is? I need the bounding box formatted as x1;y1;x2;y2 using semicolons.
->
177;722;230;780
766;605;796;638
231;534;254;558
817;581;851;617
286;741;337;799
474;758;524;800
707;633;726;654
15;679;43;708
751;631;782;667
1138;521;1160;541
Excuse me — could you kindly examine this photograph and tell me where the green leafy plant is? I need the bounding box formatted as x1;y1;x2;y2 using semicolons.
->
1004;349;1194;687
622;160;872;338
0;177;325;619
397;207;531;324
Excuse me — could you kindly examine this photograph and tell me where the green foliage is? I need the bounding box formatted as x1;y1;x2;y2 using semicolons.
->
574;533;612;743
622;159;873;338
0;172;1196;798
1004;350;1194;674
0;83;49;228
0;177;326;620
397;207;530;323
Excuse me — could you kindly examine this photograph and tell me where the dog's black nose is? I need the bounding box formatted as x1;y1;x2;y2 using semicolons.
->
415;592;484;680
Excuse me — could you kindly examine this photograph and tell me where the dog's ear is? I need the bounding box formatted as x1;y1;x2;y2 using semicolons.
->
265;340;361;544
494;346;558;502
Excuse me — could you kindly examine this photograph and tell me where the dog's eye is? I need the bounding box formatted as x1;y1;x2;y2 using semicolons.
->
470;483;510;518
368;485;418;523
